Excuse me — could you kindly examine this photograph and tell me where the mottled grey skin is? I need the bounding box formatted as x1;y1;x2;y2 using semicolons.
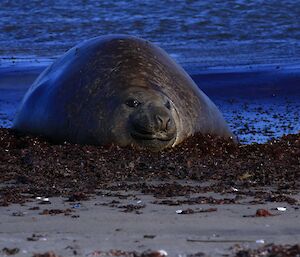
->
13;35;235;151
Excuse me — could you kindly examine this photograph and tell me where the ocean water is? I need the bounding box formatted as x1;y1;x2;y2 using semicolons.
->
1;0;300;72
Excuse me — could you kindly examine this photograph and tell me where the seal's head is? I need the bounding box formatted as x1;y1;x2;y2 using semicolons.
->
110;87;178;151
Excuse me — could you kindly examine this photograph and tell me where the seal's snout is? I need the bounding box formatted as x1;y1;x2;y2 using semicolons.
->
155;114;171;132
129;104;177;149
150;105;175;134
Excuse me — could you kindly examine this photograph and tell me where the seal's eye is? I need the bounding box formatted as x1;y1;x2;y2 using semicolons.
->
126;99;141;108
165;101;171;110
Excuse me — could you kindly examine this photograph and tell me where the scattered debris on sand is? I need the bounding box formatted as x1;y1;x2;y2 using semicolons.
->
233;243;300;257
0;128;299;206
1;247;20;255
33;251;61;257
29;244;300;257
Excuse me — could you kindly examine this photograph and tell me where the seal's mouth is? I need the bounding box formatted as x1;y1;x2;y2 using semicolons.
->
131;131;176;151
131;131;175;142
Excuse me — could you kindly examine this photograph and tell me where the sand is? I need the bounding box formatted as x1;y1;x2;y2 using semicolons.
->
0;192;299;257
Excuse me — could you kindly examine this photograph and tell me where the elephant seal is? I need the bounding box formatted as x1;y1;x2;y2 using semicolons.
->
13;35;235;151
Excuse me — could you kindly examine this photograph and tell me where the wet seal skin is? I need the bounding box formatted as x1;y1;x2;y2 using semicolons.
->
13;35;235;151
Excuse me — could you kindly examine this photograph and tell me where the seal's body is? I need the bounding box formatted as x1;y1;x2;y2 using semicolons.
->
13;35;234;151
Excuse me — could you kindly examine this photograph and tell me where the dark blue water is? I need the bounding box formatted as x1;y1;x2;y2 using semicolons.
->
1;0;300;72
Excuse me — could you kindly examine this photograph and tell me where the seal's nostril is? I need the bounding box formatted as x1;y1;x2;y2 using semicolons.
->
166;118;171;130
156;115;163;126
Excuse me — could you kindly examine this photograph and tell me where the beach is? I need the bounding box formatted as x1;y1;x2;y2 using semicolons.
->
1;0;300;255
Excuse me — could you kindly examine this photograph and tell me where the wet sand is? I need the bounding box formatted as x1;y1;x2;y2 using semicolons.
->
0;64;299;256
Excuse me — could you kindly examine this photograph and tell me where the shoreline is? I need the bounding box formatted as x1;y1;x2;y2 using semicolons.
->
1;61;300;96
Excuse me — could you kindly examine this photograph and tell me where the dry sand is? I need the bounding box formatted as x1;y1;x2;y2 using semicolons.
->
1;190;299;257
